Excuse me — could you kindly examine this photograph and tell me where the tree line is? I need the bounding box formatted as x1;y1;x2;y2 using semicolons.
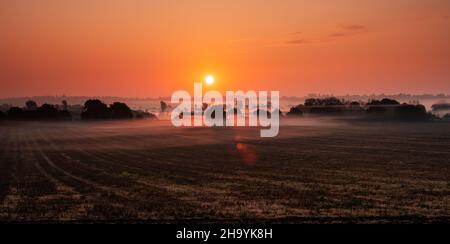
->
287;97;439;121
0;99;156;121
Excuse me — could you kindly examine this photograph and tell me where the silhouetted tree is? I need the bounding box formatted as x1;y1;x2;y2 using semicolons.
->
81;99;147;120
393;104;428;120
0;104;11;113
0;111;5;120
59;110;72;120
110;102;133;119
304;99;317;106
160;101;168;112
305;97;343;106
432;103;450;111
208;105;226;119
6;103;72;121
202;103;209;112
381;98;400;105
367;102;430;121
134;110;157;119
443;114;450;121
254;109;281;118
366;106;387;114
81;99;109;120
37;103;68;120
7;107;24;119
37;104;68;120
302;97;345;114
62;100;68;111
366;98;401;115
287;106;303;116
25;100;38;111
347;101;364;112
368;98;400;106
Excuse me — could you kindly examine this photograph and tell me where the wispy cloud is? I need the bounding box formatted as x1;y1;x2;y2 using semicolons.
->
329;32;351;38
286;24;367;45
330;24;366;38
286;37;331;45
286;39;306;44
342;25;365;31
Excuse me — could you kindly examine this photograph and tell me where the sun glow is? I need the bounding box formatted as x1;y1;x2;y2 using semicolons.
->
205;75;215;85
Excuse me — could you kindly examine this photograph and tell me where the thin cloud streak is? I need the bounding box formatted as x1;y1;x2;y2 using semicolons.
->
287;24;367;45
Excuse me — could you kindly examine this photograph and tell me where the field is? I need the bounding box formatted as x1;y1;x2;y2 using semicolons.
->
0;118;449;223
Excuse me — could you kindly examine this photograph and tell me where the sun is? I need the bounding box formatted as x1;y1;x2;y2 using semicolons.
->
205;75;215;85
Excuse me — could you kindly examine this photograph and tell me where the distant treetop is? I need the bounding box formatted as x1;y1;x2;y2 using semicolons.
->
304;97;343;106
367;98;400;106
25;100;38;111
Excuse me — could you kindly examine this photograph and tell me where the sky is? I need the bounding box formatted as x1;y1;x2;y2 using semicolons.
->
1;0;449;97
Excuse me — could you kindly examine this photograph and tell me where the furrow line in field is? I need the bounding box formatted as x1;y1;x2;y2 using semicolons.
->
32;129;194;218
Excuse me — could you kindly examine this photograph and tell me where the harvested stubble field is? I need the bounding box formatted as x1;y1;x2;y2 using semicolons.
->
0;118;449;223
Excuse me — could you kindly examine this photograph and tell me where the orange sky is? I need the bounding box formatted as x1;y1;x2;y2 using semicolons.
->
1;0;449;97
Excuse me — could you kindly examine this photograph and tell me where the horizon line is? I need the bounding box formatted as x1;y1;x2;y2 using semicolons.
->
1;93;450;100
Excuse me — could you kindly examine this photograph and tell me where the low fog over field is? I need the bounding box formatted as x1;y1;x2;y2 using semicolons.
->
0;118;449;223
